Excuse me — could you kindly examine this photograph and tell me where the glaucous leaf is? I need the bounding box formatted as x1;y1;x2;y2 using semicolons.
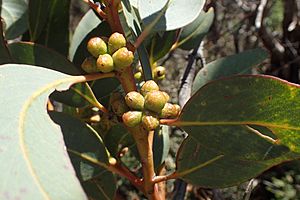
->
121;0;152;80
176;136;297;187
69;9;102;61
153;125;170;172
1;0;28;39
136;0;205;31
173;75;300;187
192;48;268;94
178;8;214;50
7;42;99;108
0;18;11;64
49;112;110;181
0;64;87;199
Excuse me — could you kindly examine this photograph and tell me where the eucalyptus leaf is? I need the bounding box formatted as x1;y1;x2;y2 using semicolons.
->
1;0;28;39
69;9;102;61
153;125;170;172
192;48;268;94
31;0;70;56
178;8;214;50
0;64;87;199
136;0;205;31
7;42;99;108
0;18;11;64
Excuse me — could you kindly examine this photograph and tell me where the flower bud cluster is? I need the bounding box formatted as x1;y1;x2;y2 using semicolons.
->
81;32;134;73
134;63;166;82
122;80;180;131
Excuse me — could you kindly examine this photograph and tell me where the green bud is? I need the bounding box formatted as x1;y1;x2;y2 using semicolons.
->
144;91;168;113
112;47;134;71
81;57;98;73
96;54;114;73
142;115;160;131
125;91;145;110
122;111;142;127
140;80;159;96
153;66;166;80
134;72;143;81
160;103;180;119
108;32;126;54
87;37;107;58
161;91;170;102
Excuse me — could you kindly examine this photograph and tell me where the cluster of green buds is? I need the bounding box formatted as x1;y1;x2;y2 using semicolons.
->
122;80;180;131
81;32;134;73
134;63;166;82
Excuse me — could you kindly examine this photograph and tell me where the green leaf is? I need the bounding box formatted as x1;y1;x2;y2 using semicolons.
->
136;0;205;31
0;18;11;64
49;112;110;181
28;0;52;41
176;136;298;188
1;0;28;39
121;0;152;80
7;42;98;108
173;75;300;187
104;124;135;157
192;48;268;94
31;0;70;56
8;42;81;75
149;30;177;62
179;75;300;153
178;8;214;50
153;125;170;172
83;171;116;200
0;64;87;199
69;9;102;61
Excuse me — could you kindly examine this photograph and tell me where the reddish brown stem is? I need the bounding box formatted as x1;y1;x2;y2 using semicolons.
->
108;162;144;192
83;0;107;19
115;67;137;93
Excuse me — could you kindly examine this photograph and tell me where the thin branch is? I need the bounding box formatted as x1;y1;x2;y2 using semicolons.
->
256;0;285;56
82;0;107;19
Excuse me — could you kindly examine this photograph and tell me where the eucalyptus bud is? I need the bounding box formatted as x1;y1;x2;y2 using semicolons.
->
96;54;114;73
140;80;159;96
125;91;145;110
122;111;142;127
161;91;170;102
134;72;143;81
112;47;134;71
108;32;126;54
81;57;98;73
144;91;168;113
142;115;160;131
160;103;180;119
87;37;107;58
153;66;166;80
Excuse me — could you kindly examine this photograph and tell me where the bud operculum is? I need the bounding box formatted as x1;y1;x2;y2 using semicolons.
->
140;80;159;96
122;111;142;127
108;32;126;54
142;114;160;131
87;37;107;58
112;47;134;71
144;91;168;113
96;54;114;73
125;91;145;110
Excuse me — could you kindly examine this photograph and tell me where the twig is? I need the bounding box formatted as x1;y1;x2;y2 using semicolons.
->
82;0;107;19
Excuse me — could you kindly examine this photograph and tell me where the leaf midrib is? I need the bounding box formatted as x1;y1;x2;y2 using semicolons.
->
18;75;85;199
174;120;300;131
